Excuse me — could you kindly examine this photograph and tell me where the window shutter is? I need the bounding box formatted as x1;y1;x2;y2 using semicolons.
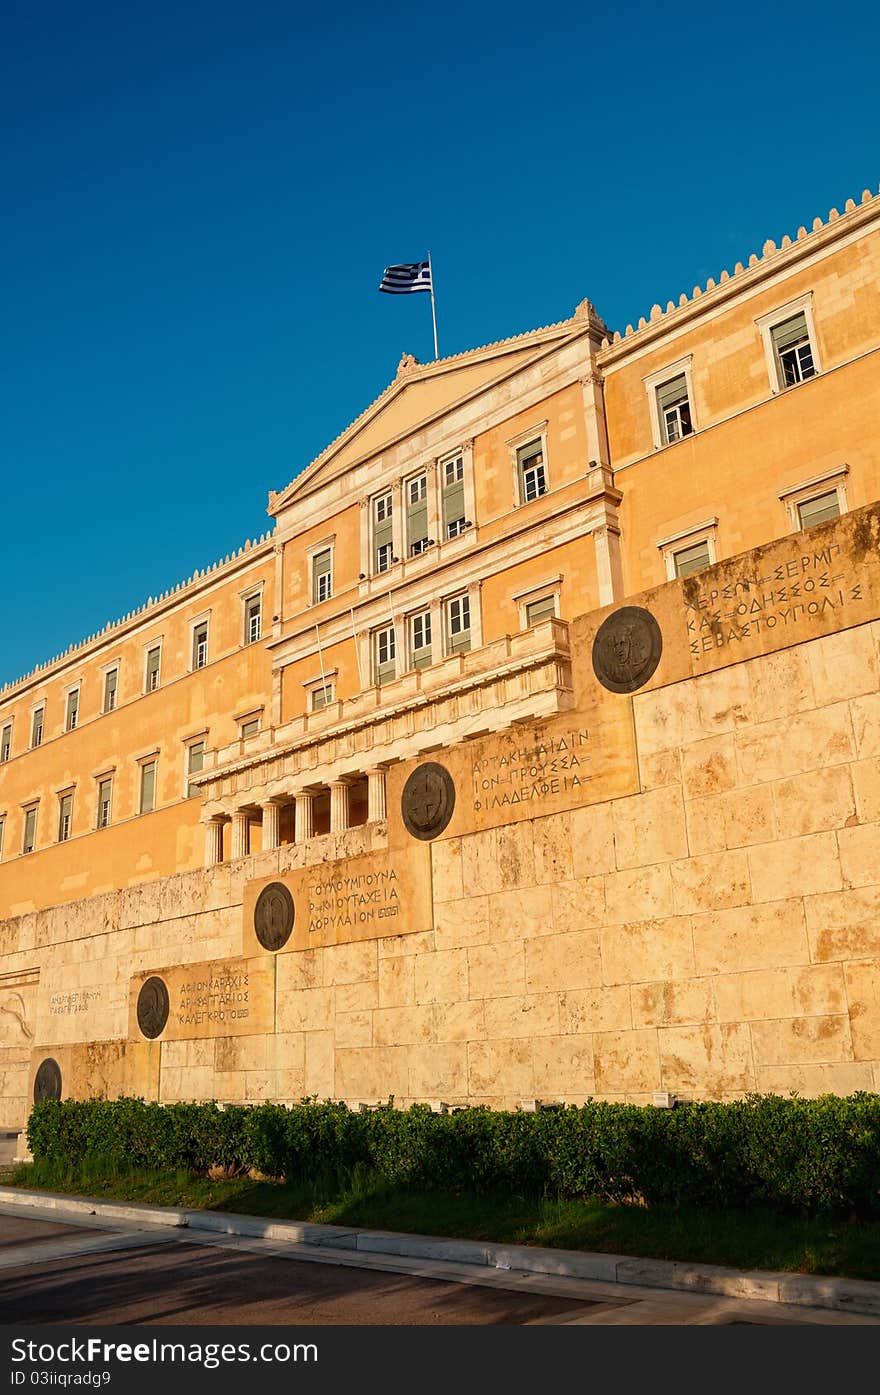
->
147;648;160;682
525;595;557;625
407;495;428;549
798;491;840;529
673;541;711;577
141;762;156;813
771;312;809;353
442;478;465;530
656;375;688;412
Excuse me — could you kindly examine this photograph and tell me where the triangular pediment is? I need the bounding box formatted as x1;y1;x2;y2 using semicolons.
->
270;316;591;512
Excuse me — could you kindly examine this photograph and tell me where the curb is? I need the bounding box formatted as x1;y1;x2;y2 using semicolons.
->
2;1185;879;1318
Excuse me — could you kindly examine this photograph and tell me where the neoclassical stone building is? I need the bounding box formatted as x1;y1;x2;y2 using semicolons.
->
1;187;879;1128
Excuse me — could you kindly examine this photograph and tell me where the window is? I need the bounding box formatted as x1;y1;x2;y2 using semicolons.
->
410;610;432;669
447;595;471;654
656;375;694;444
1;724;11;762
103;667;118;713
0;816;4;860
797;490;841;530
97;777;113;830
373;492;394;573
22;805;37;855
374;625;396;685
192;621;209;671
139;760;157;815
65;688;79;732
517;441;547;503
406;475;429;556
525;594;557;626
441;453;466;539
244;594;262;644
186;742;205;798
58;792;73;842
145;646;161;692
772;312;816;388
240;718;260;739
312;549;333;604
672;539;711;578
31;706;44;749
311;684;334;711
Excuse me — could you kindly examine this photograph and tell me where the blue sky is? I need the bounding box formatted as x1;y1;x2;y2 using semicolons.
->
2;0;878;685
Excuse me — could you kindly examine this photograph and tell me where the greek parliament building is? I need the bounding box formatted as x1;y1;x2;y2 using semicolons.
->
2;187;880;1134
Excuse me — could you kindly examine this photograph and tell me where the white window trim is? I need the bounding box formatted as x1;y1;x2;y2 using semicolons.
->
506;420;550;506
779;466;849;531
95;770;114;830
407;608;433;668
643;356;697;451
143;639;163;693
309;681;335;711
306;537;336;607
183;733;208;798
657;518;719;581
0;717;13;762
444;591;474;655
372;623;398;685
240;582;264;645
30;702;45;749
57;787;75;842
513;575;564;629
21;801;39;854
101;661;120;713
188;612;211;672
63;682;81;732
755;292;821;393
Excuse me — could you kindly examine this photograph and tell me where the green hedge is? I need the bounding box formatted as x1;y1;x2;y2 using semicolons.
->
25;1093;880;1216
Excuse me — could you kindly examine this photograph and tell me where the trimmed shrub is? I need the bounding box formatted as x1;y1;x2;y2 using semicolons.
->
25;1092;880;1217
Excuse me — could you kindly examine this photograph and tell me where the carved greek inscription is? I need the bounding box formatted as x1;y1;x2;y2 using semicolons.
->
471;730;590;813
685;544;861;660
177;971;250;1028
50;989;100;1017
307;868;401;934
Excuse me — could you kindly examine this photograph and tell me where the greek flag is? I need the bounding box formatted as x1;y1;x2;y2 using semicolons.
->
379;261;432;294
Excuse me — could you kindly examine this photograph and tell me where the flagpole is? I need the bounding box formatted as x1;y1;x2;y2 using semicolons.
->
427;250;439;360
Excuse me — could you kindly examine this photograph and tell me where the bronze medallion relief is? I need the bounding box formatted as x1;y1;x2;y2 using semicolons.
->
592;606;663;693
136;976;170;1039
254;881;295;951
401;762;456;840
34;1057;62;1104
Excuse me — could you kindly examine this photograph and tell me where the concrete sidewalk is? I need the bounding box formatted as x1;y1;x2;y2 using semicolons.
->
2;1183;879;1320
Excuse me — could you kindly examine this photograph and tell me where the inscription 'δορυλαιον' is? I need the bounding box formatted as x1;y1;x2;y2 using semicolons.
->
307;867;400;935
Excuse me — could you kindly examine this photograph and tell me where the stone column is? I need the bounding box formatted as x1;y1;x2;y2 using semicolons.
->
204;819;224;866
330;779;351;834
367;767;387;822
261;800;281;851
294;790;315;845
593;523;624;607
230;810;250;860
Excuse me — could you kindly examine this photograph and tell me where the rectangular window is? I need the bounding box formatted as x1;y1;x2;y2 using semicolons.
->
192;622;209;670
244;594;262;644
186;742;205;798
65;688;79;732
410;611;432;669
23;806;37;854
525;594;557;626
374;625;396;685
0;816;4;859
240;718;260;739
146;646;161;692
139;761;157;815
797;490;841;530
97;777;113;830
1;724;11;762
311;684;334;711
406;475;429;556
103;668;118;713
772;312;816;388
58;792;73;842
656;374;694;444
448;595;471;654
517;441;547;502
312;549;333;604
373;492;394;573
673;540;711;578
31;707;44;748
441;454;466;538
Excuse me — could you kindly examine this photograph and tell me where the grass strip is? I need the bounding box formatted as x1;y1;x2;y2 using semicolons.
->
6;1158;880;1282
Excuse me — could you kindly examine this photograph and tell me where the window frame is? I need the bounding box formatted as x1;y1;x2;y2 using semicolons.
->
22;803;38;855
310;682;334;711
57;789;74;843
190;615;210;672
779;467;849;533
64;684;80;733
1;721;12;763
0;814;5;860
184;738;207;798
96;773;113;830
103;664;119;714
144;642;162;694
373;623;397;685
138;756;159;815
446;593;472;655
506;421;550;508
643;357;697;451
514;575;563;631
409;608;433;670
756;293;822;394
30;704;45;750
658;520;718;582
309;544;334;605
243;591;262;645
